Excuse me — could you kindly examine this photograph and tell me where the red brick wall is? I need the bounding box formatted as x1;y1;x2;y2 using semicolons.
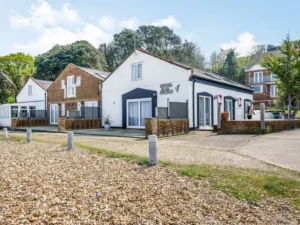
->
11;118;49;128
219;120;300;134
145;118;189;138
58;118;100;131
47;64;102;117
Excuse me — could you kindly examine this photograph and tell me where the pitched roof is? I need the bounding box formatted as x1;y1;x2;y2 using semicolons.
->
71;64;110;80
137;49;253;92
192;68;253;92
245;50;284;71
31;78;53;90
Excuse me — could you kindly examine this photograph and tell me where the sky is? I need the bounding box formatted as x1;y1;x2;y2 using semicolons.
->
1;0;300;58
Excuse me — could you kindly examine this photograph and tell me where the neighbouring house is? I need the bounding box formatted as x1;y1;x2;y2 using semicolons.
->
245;49;283;107
47;63;109;127
102;49;253;130
0;77;52;127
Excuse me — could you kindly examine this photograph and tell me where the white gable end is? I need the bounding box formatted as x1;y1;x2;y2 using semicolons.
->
17;78;46;103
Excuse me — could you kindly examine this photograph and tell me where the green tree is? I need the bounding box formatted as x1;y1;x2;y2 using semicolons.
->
35;40;108;81
222;50;240;81
0;75;11;103
262;35;300;118
100;25;206;71
0;52;35;102
251;45;266;54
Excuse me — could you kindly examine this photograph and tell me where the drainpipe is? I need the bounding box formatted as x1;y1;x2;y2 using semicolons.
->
192;76;196;130
100;83;103;127
44;92;47;119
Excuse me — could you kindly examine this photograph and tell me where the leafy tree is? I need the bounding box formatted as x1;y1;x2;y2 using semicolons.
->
262;35;300;118
251;45;266;54
35;40;108;81
100;25;206;71
0;52;35;102
222;50;240;81
0;75;11;103
209;49;233;74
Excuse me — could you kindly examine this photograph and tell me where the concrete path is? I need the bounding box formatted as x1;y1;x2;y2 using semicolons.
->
237;129;300;172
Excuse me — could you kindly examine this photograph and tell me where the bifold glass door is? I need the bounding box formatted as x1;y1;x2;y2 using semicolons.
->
199;96;212;129
225;99;233;120
127;98;152;128
50;104;59;124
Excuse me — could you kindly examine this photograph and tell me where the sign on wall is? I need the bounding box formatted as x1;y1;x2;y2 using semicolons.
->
160;83;180;95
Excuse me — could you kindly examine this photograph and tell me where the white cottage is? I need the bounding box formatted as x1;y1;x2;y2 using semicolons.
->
102;49;253;130
0;77;52;127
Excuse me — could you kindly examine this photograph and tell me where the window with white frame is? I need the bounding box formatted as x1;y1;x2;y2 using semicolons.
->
270;85;277;97
85;101;98;107
131;63;143;80
271;73;277;81
61;103;65;116
28;85;33;96
253;85;263;93
67;76;75;97
61;80;65;89
76;76;81;86
254;72;263;83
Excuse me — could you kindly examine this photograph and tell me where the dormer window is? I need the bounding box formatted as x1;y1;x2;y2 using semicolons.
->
254;72;263;83
131;63;142;80
67;75;75;98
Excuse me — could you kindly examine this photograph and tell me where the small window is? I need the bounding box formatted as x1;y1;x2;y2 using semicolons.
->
76;76;81;86
270;85;277;97
61;103;65;116
131;64;143;80
28;85;33;96
253;85;262;93
254;72;263;83
61;80;65;89
271;73;277;81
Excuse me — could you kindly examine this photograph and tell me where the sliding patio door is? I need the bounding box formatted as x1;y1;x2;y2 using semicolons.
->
127;98;152;128
50;104;59;124
199;96;212;129
225;99;233;120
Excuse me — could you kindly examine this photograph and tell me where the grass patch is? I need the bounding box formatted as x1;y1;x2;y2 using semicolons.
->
77;144;149;166
178;164;300;208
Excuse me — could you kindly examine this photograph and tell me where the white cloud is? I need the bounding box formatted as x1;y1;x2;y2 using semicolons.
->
220;32;260;56
120;17;138;29
152;16;181;28
13;25;112;55
99;16;116;30
11;0;80;30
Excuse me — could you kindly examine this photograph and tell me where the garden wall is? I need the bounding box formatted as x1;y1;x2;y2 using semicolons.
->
58;118;100;131
145;118;189;138
219;120;300;134
11;118;49;128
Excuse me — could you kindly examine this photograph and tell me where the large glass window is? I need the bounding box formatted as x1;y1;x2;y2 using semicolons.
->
67;76;75;97
253;85;262;93
11;106;18;118
199;96;212;129
127;98;152;128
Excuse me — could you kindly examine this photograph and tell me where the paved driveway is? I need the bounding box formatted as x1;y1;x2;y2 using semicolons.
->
237;129;300;172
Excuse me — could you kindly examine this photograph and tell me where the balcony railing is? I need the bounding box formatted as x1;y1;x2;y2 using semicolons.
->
248;75;277;84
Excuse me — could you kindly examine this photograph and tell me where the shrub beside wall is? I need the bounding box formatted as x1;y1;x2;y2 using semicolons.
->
11;118;49;128
145;118;189;138
58;118;100;131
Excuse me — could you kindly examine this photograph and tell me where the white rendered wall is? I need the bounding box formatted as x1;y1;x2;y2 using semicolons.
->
190;81;253;128
17;78;46;104
102;50;191;127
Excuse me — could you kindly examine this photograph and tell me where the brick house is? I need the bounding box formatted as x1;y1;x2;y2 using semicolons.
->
47;63;109;125
245;49;283;107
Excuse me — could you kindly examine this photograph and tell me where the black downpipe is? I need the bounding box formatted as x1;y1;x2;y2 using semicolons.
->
100;83;103;128
192;77;196;130
44;92;47;119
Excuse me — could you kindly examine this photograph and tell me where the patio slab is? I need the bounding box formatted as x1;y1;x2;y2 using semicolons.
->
11;126;145;138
